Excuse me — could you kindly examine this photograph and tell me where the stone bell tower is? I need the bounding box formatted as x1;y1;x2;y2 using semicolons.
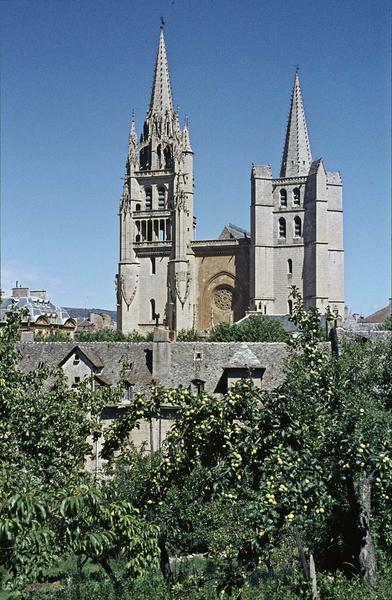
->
117;27;196;334
250;70;344;316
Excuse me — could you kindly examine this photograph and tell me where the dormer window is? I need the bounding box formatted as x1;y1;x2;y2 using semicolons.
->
293;188;300;205
280;189;287;206
124;384;134;404
279;217;286;238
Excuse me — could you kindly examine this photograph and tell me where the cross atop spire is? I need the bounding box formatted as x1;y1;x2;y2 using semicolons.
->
280;70;312;178
149;28;174;115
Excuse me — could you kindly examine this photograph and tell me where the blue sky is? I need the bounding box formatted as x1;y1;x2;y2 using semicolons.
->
1;0;390;315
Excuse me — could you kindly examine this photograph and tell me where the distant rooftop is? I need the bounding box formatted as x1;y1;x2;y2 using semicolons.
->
0;284;71;325
362;299;392;324
219;223;250;240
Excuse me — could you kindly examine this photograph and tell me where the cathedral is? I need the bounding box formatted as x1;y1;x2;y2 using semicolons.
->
116;28;344;334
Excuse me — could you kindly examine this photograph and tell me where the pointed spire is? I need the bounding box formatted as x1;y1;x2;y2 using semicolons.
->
129;115;137;144
149;29;174;115
280;70;312;178
182;119;193;152
128;116;138;167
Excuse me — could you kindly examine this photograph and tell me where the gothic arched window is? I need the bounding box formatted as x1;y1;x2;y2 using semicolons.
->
293;188;300;205
280;189;287;206
150;299;155;321
158;187;165;209
287;259;293;275
145;188;152;210
288;299;293;315
164;146;172;169
294;216;302;237
279;217;286;238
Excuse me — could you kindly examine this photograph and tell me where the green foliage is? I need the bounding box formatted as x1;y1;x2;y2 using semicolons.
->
208;315;289;342
34;332;71;342
18;563;392;599
2;292;391;598
33;329;154;342
0;311;158;593
102;287;391;595
59;484;159;579
75;329;146;342
377;315;392;331
176;329;204;342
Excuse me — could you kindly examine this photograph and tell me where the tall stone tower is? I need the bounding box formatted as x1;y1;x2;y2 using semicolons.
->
250;71;344;316
117;27;196;334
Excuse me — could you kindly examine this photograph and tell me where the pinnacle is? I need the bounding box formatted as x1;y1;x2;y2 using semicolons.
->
182;123;193;152
149;29;174;115
280;71;312;178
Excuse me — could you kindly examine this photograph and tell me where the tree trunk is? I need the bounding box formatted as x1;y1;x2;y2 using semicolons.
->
96;556;124;596
347;472;377;583
158;533;173;585
293;528;310;580
356;474;377;582
309;554;318;600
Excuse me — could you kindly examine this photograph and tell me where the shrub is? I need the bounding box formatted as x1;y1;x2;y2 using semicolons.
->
208;315;289;342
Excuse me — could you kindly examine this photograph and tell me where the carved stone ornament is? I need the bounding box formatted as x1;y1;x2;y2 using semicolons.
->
174;268;191;307
214;287;233;311
129;145;138;166
175;189;187;211
120;194;132;215
119;266;139;310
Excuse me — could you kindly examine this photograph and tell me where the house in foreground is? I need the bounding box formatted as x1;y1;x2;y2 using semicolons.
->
17;328;289;469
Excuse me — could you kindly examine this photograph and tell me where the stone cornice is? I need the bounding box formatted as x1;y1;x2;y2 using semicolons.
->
191;238;250;256
273;208;305;214
135;169;173;178
133;209;171;218
272;176;308;186
192;239;240;247
134;240;172;248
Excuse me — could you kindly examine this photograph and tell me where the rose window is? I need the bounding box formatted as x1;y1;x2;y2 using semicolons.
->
214;288;233;311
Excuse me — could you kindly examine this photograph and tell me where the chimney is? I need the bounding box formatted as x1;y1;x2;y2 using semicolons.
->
30;290;47;300
12;286;29;299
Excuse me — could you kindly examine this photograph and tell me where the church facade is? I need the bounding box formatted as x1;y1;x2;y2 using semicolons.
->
117;29;344;334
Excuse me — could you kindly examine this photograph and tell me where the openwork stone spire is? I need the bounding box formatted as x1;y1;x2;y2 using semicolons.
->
182;122;193;153
280;71;312;178
149;29;174;115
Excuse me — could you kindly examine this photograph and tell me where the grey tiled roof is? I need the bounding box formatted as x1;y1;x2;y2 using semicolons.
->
16;340;290;396
1;296;72;325
219;223;250;240
17;342;154;393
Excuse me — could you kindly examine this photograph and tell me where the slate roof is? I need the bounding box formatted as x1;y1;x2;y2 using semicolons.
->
226;344;262;368
16;340;290;396
17;342;154;392
219;223;250;240
1;296;72;325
